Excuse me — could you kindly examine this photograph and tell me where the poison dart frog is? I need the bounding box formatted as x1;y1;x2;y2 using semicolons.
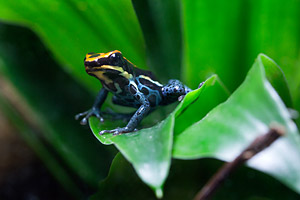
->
76;50;194;135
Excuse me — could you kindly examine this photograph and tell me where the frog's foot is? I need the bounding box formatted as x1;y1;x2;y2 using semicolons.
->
99;127;137;136
75;109;104;125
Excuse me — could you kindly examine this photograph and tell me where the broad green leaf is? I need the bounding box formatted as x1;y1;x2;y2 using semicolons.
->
181;0;247;91
173;75;229;135
173;54;300;194
181;0;300;110
90;116;174;198
0;0;146;92
89;117;124;145
132;0;182;81
93;153;300;199
245;0;300;124
89;74;229;197
260;55;293;108
111;116;174;198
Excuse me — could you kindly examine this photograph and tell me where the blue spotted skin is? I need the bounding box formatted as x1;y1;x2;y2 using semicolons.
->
75;50;193;135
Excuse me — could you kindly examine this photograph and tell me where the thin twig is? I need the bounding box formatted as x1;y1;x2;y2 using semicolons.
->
194;124;286;200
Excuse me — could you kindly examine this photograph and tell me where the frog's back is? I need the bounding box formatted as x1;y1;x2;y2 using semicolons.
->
128;68;163;107
132;67;159;82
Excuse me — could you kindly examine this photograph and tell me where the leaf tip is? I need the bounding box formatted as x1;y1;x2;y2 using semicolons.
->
155;188;163;199
257;53;277;66
257;53;268;58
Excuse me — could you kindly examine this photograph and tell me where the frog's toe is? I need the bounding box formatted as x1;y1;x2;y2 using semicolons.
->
80;117;88;125
99;129;114;135
99;127;132;135
95;112;104;122
112;131;120;136
99;130;106;135
76;109;104;125
75;111;89;120
113;127;132;135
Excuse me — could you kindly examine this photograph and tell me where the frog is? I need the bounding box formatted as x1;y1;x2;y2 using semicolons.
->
75;50;194;135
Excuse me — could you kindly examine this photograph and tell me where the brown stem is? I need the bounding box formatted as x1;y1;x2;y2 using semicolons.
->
194;124;285;200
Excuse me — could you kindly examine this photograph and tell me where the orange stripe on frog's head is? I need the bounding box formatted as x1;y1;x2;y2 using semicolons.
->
84;50;127;82
84;50;123;72
84;50;121;62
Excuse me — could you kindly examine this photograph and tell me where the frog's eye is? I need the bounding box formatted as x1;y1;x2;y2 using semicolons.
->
110;52;122;60
109;53;123;66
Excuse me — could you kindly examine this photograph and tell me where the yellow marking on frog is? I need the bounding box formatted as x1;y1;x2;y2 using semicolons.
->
85;54;102;62
90;65;133;83
101;65;133;79
101;50;121;58
85;50;121;62
92;71;112;84
101;65;123;72
139;75;163;87
121;71;133;79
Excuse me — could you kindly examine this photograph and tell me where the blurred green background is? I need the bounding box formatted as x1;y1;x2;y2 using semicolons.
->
0;0;299;199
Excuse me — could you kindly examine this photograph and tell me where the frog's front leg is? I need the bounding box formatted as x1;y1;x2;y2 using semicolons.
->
75;88;108;125
99;84;151;135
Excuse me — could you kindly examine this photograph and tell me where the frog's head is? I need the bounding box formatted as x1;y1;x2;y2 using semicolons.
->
84;50;127;81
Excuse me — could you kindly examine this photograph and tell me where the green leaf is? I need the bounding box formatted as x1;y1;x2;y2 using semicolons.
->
89;74;229;197
260;55;293;107
90;116;174;198
93;153;300;199
112;116;174;198
0;0;146;92
173;54;300;194
89;117;125;145
173;75;229;135
246;0;300;120
181;0;247;91
180;0;300;127
132;0;182;81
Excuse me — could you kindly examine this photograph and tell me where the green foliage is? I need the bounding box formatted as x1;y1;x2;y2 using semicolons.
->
132;0;182;80
90;75;228;197
174;54;300;194
0;0;300;199
89;54;300;197
0;0;146;92
0;24;115;197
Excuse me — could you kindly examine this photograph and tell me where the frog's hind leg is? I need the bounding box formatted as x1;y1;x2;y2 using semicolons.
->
162;79;192;102
166;79;192;93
